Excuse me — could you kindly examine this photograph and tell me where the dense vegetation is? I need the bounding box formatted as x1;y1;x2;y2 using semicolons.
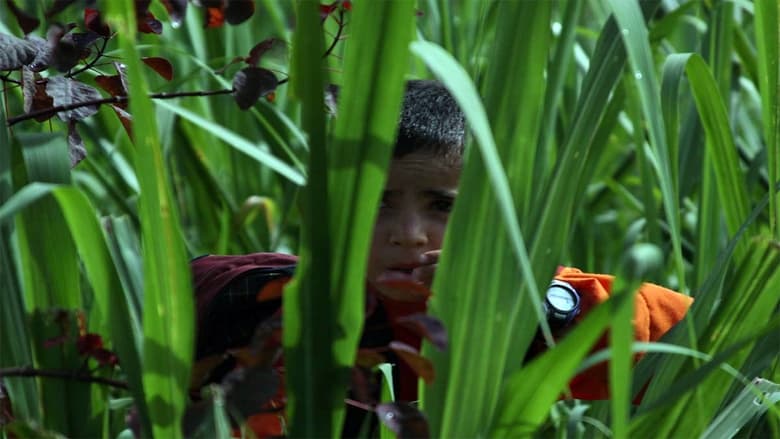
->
1;0;778;438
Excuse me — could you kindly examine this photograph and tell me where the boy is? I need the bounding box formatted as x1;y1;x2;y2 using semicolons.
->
191;80;692;434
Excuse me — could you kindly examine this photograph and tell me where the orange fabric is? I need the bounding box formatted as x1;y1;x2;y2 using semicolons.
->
256;277;291;302
555;267;693;400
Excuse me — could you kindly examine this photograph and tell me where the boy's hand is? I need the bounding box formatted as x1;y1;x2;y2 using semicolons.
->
373;250;440;302
411;250;440;288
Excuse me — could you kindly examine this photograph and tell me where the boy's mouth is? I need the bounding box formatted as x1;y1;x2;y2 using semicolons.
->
373;265;432;302
377;264;419;282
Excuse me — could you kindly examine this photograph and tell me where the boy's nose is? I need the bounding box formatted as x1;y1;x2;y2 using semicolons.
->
390;213;428;247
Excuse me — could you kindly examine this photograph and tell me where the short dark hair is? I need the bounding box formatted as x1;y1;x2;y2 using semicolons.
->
394;80;465;164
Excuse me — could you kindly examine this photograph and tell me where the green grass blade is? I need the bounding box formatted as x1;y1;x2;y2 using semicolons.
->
537;0;583;177
154;100;306;186
104;6;195;437
531;0;659;301
754;0;780;238
663;53;752;252
630;236;780;437
0;118;41;421
51;187;148;436
605;0;685;292
283;0;415;435
490;293;631;436
283;1;332;435
11;133;99;437
703;378;780;439
411;3;553;434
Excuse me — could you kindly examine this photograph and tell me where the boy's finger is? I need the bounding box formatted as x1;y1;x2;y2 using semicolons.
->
413;264;436;288
420;250;440;265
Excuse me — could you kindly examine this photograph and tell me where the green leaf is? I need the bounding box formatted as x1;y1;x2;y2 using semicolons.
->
662;53;751;249
605;0;686;292
283;0;415;435
104;6;195;438
490;294;630;436
754;0;780;238
154;100;306;186
703;378;780;439
412;3;552;436
11;133;98;437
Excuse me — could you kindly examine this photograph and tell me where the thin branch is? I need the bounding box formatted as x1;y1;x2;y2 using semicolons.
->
6;88;234;126
323;9;346;59
0;366;128;390
1;73;21;86
67;37;110;78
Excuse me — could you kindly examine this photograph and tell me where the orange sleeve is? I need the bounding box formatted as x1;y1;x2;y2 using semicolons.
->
554;267;693;400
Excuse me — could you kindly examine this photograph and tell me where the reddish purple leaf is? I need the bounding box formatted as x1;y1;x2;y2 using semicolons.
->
76;332;119;365
0;33;38;70
137;11;163;34
45;76;102;121
6;0;39;34
76;333;103;355
22;68;54;121
0;383;14;426
356;348;386;368
45;0;77;18
84;8;110;37
350;367;375;404
141;56;173;81
388;341;435;384
160;0;188;27
110;104;133;140
204;6;225;28
246;38;277;66
94;74;126;99
395;313;448;351
375;402;430;438
91;348;119;366
113;61;130;94
68;121;87;167
225;0;254;25
232;67;278;110
134;0;152;16
320;2;338;20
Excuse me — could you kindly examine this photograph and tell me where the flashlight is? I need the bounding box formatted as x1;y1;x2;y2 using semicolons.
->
543;279;581;330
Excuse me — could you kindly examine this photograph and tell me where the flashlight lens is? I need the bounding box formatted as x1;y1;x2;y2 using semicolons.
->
548;286;575;311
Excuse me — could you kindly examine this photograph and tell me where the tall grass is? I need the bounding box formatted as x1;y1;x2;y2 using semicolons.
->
1;0;778;437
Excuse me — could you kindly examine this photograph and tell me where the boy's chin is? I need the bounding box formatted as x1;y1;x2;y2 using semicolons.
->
371;280;432;302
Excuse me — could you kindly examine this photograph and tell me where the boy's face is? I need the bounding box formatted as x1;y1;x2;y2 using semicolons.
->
367;151;461;301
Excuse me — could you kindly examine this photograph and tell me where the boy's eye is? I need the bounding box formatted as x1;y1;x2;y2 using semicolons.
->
379;193;392;209
430;197;454;213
